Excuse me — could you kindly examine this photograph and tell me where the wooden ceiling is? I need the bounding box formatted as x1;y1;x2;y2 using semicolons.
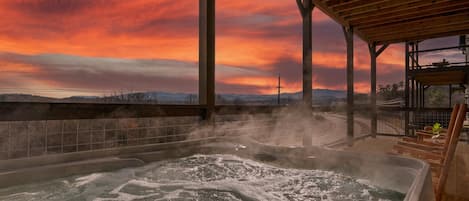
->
313;0;469;44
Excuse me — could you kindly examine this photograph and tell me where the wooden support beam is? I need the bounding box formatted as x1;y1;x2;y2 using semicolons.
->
422;84;426;108
405;42;410;136
416;82;420;108
302;0;314;108
368;43;388;138
412;79;415;109
449;85;452;108
199;0;216;120
299;0;314;148
343;26;354;146
369;43;377;138
416;42;420;70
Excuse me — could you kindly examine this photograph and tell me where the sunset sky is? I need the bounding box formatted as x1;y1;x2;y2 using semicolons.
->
0;0;461;98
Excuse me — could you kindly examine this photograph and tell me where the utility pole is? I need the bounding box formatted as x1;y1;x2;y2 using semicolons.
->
277;74;282;105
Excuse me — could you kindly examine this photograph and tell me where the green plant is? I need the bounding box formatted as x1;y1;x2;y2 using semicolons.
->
432;122;442;135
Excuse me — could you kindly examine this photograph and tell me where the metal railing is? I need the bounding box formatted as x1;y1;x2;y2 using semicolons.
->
1;103;468;160
0;114;278;160
375;107;453;136
377;109;406;136
375;107;468;142
408;44;469;71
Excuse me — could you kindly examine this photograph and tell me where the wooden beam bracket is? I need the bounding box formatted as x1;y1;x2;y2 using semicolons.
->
376;43;389;57
296;0;306;17
368;42;389;57
297;0;315;17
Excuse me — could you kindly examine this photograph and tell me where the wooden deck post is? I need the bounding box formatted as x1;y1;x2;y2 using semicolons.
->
449;84;452;108
368;43;388;138
405;42;410;136
199;0;216;120
297;0;314;108
297;0;314;148
343;26;354;146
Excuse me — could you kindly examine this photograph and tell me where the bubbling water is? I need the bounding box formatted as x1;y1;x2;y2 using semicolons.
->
0;154;405;201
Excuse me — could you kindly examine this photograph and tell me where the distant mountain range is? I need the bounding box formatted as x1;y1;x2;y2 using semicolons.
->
0;89;351;105
140;89;347;104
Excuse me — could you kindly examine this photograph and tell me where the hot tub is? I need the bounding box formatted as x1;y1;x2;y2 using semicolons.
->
0;137;434;201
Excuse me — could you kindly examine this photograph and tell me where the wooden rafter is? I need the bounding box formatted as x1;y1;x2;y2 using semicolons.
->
376;28;469;45
341;0;424;19
362;12;469;34
355;6;469;29
345;0;467;22
334;0;393;13
314;0;469;44
367;20;469;41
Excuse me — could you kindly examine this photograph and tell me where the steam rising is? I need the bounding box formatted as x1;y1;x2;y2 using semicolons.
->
0;154;404;201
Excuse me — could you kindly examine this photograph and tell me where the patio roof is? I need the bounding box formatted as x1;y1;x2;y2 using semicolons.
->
313;0;469;44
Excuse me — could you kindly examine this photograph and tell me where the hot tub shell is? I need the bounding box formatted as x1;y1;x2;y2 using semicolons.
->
0;137;434;201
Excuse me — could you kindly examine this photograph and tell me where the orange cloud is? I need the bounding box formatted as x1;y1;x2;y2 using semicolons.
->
0;62;40;74
217;36;301;68
0;0;199;61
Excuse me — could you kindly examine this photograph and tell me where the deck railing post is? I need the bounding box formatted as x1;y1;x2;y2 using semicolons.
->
7;122;11;159
61;120;64;153
26;122;30;157
76;120;79;152
146;118;151;145
343;26;354;146
103;120;106;148
89;121;93;150
44;121;48;154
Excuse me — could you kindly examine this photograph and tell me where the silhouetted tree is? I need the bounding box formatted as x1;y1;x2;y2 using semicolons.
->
378;81;404;100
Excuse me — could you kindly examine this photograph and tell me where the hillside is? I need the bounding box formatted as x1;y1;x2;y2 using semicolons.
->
0;89;350;105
